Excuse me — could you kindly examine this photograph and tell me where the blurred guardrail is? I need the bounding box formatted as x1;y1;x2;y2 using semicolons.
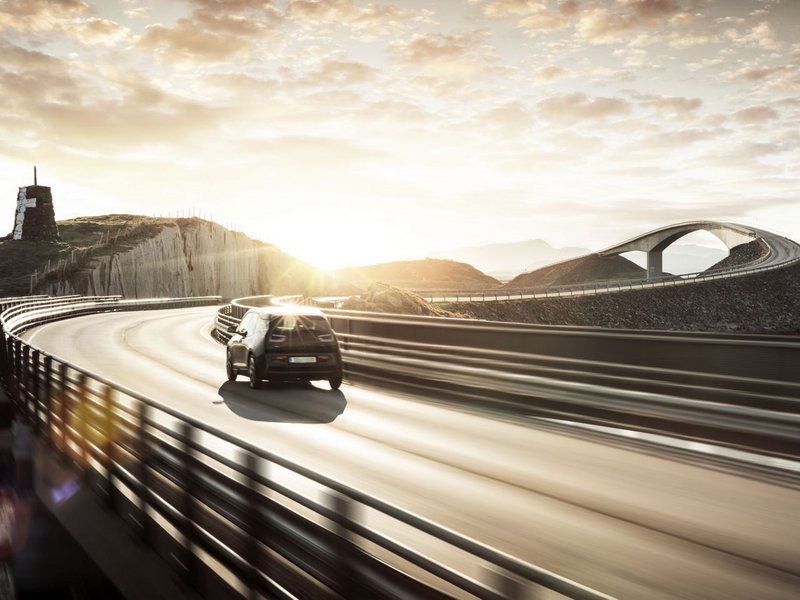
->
416;244;800;303
219;298;800;459
0;295;614;600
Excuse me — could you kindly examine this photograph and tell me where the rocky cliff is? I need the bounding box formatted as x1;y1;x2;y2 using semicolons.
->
30;216;320;299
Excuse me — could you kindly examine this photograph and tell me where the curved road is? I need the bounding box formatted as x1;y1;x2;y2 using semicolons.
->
23;307;800;600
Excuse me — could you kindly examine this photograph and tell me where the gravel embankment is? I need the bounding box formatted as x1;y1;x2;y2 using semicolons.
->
708;239;770;271
454;262;800;334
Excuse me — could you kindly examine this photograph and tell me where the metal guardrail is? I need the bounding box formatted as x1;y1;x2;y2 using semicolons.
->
0;296;615;600
417;239;800;303
220;298;800;458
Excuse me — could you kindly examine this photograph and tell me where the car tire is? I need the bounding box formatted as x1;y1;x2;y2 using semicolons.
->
248;355;262;390
329;372;342;390
226;352;237;382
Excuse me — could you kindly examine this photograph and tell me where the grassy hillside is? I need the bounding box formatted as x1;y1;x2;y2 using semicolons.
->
330;258;500;292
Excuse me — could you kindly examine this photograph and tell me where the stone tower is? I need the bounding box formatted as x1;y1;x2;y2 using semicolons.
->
13;167;59;241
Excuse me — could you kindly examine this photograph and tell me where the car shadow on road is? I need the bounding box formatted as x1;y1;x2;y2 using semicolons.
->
216;380;347;424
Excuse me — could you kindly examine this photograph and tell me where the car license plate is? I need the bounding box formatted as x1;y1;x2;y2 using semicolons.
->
289;356;316;364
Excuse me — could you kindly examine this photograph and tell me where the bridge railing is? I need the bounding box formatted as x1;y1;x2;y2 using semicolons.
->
0;296;615;600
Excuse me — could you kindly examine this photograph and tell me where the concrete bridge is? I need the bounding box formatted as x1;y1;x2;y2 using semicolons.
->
598;221;759;279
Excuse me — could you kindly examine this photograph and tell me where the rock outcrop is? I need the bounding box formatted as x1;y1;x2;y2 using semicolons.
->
36;217;320;299
339;284;459;317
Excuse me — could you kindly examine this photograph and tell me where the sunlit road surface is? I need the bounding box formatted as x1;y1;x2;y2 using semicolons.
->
24;307;800;600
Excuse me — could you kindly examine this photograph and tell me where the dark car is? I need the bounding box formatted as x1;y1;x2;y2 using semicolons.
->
226;306;343;390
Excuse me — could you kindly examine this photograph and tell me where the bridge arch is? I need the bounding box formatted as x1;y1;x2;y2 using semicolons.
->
599;221;759;279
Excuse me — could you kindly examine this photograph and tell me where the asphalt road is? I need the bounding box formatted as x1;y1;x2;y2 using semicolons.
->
23;307;800;600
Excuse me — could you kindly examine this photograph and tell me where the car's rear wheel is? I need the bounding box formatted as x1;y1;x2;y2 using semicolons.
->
226;351;237;382
329;371;342;390
248;355;262;389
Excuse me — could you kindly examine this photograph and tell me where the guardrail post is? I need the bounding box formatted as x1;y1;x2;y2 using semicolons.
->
326;491;360;598
31;349;40;434
43;356;53;444
136;402;154;546
103;386;116;510
241;450;264;600
20;344;29;417
76;372;89;474
56;362;68;455
11;339;21;411
179;422;201;586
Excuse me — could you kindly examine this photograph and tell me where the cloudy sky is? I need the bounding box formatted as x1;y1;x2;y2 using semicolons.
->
1;0;798;268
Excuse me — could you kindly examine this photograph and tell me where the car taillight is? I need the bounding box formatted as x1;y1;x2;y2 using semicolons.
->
318;333;334;342
275;355;288;362
269;334;286;343
317;355;330;361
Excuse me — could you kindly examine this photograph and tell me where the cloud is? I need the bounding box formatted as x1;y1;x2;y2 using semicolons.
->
733;105;779;124
305;60;376;86
0;40;65;70
725;21;781;50
618;0;680;20
0;0;87;32
638;128;719;151
535;65;569;81
62;17;132;46
576;8;637;43
727;63;800;92
0;51;226;156
641;95;703;114
286;0;411;37
576;0;688;43
482;1;546;18
139;20;255;63
478;100;534;132
138;0;279;64
396;31;489;63
392;31;497;78
537;92;630;122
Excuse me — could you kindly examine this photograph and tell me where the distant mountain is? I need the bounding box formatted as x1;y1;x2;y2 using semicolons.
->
622;244;727;275
329;258;500;292
427;239;590;281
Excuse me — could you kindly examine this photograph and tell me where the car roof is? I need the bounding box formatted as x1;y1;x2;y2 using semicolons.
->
245;305;326;318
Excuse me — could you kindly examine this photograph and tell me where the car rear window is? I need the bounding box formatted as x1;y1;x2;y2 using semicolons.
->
273;315;332;333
